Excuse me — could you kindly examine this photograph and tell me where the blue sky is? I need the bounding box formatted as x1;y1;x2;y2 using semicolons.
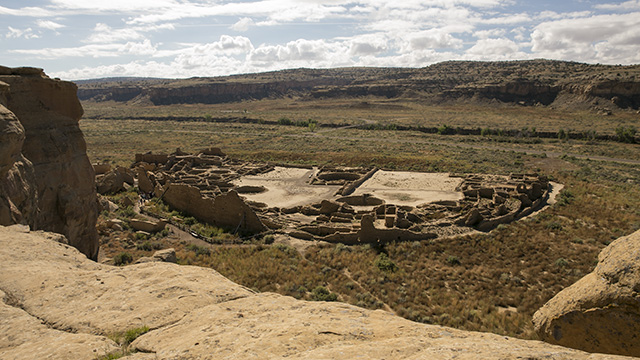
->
1;0;639;80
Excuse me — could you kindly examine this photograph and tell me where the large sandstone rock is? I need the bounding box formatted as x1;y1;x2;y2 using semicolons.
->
0;225;630;360
0;226;253;336
162;183;266;233
0;67;98;259
533;229;640;357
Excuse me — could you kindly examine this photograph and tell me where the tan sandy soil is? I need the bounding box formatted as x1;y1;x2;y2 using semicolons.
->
233;166;341;208
353;170;464;207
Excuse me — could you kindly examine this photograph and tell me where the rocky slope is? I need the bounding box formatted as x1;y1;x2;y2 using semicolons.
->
0;66;98;259
534;229;640;357
77;60;640;110
0;225;634;360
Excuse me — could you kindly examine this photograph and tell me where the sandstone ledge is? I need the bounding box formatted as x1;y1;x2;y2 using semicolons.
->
533;229;640;357
0;225;632;360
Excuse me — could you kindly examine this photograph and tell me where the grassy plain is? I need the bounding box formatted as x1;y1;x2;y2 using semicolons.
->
84;98;640;340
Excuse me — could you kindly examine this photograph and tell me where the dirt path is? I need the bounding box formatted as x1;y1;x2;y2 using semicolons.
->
341;268;396;314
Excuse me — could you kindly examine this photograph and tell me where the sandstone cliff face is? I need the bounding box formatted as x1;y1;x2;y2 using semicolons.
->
533;229;640;357
78;60;640;110
0;66;98;259
0;225;632;360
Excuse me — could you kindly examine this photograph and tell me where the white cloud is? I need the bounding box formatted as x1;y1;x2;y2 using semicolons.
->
405;29;464;50
6;26;39;39
36;20;65;30
248;38;350;68
531;12;640;63
231;17;254;31
348;33;389;56
465;38;527;60
49;0;178;12
474;28;506;39
86;23;143;43
10;40;158;58
0;5;54;17
85;23;175;43
481;12;530;25
595;0;640;11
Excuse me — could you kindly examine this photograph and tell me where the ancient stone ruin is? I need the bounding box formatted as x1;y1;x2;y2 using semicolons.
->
122;148;551;243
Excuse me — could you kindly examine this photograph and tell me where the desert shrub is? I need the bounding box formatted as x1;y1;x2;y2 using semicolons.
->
97;352;125;360
311;286;337;301
557;189;574;206
446;255;461;266
262;234;275;244
555;258;568;268
116;206;136;219
186;244;211;256
135;232;149;241
557;129;568;140
374;253;398;272
308;118;318;132
615;126;636;143
545;221;563;231
136;241;153;251
113;252;133;266
437;124;455;135
183;216;197;226
123;325;150;344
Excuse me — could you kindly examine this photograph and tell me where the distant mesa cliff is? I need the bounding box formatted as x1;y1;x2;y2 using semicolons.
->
0;66;98;260
77;60;640;110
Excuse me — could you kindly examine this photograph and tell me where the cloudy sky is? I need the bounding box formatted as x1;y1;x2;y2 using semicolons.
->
1;0;639;80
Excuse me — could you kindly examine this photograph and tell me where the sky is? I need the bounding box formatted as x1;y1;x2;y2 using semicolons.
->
1;0;639;80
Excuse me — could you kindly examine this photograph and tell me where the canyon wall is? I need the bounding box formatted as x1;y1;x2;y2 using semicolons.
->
77;60;640;110
0;66;98;259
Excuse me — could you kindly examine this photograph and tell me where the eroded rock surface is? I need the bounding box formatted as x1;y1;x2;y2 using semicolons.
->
0;225;633;360
0;66;98;259
533;229;640;357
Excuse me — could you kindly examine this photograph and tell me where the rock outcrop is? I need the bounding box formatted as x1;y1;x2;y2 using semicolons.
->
0;225;632;360
0;66;98;259
533;229;640;357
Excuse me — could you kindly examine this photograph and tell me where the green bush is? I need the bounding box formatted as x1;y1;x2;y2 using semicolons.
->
123;325;150;344
374;253;398;272
113;252;133;266
615;126;636;143
311;286;337;301
446;255;461;266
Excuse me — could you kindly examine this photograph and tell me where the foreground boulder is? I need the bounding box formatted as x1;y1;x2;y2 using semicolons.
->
533;229;640;357
0;66;98;259
0;225;631;360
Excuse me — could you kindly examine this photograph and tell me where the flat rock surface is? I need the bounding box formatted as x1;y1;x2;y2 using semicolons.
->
0;225;634;360
0;226;253;335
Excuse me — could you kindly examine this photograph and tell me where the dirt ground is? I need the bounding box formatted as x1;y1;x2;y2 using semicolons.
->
234;167;464;209
353;170;463;206
233;167;341;208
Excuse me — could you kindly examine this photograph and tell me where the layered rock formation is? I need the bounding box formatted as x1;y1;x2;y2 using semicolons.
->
0;225;632;360
77;60;640;110
0;66;98;259
533;229;640;357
